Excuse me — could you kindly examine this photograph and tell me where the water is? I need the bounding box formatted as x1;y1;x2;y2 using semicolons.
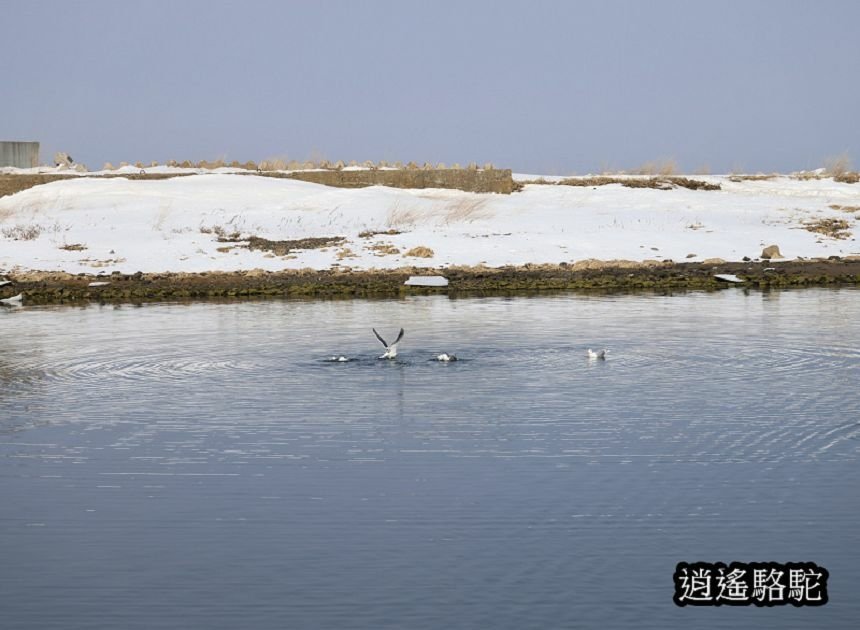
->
1;289;858;629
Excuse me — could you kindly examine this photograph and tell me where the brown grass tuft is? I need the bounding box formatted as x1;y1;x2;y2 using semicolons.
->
829;204;860;213
336;248;358;260
802;218;853;239
369;243;400;256
59;243;87;251
834;172;860;184
823;153;853;178
404;246;434;258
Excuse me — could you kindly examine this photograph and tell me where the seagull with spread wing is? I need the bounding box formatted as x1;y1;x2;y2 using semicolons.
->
373;328;404;359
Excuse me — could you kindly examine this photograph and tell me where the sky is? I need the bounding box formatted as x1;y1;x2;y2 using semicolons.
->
2;0;859;174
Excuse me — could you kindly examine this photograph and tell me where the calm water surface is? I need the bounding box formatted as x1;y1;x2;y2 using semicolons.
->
1;289;858;629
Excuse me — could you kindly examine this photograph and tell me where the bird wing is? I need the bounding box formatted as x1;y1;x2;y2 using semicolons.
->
393;328;405;345
372;328;388;348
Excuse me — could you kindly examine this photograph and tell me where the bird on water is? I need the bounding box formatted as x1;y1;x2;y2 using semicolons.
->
373;328;404;359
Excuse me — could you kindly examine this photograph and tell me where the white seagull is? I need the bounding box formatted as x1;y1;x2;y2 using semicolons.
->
435;353;458;362
327;356;351;362
0;293;23;306
373;327;404;359
587;348;607;360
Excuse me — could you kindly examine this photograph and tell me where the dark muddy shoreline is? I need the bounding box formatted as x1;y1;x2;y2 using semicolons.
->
2;259;859;305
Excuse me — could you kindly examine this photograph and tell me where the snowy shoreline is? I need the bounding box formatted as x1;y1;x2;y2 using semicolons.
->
1;169;859;278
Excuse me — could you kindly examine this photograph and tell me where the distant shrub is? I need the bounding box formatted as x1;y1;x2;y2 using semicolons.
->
260;158;288;171
823;152;852;178
633;158;677;176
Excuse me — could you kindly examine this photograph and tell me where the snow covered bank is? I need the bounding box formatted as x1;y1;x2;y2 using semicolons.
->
1;173;858;275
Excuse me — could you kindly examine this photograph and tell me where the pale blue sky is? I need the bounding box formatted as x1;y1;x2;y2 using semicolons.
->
3;0;859;173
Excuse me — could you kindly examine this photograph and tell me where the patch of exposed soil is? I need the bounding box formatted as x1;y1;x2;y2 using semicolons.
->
0;174;77;198
245;236;345;256
358;229;403;238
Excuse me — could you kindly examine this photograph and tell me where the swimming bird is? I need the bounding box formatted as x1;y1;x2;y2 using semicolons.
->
0;293;23;306
587;348;607;360
373;327;404;359
327;356;351;362
435;353;458;362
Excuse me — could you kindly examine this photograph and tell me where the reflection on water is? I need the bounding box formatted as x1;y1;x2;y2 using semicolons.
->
1;289;859;629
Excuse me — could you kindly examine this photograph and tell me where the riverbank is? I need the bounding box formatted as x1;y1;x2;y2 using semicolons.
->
3;259;859;305
2;168;859;304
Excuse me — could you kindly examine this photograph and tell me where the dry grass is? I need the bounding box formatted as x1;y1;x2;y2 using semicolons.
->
368;243;401;256
336;248;358;260
386;203;423;229
834;172;860;184
2;224;42;240
728;173;778;182
59;243;87;251
791;170;822;181
200;225;241;241
79;257;127;267
802;218;853;239
557;176;719;191
358;229;403;238
404;246;434;258
823;153;853;178
829;204;860;213
631;158;678;176
444;198;492;223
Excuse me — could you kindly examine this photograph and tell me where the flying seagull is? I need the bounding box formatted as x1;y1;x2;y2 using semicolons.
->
587;348;607;360
0;293;23;306
435;353;458;362
373;327;404;359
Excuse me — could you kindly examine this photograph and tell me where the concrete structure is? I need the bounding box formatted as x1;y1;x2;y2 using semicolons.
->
0;142;40;168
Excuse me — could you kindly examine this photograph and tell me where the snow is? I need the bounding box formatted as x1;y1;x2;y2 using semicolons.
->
1;172;858;275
